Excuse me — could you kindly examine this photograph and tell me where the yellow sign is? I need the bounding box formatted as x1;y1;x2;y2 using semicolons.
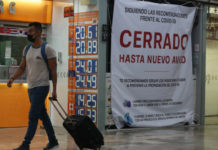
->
0;0;52;24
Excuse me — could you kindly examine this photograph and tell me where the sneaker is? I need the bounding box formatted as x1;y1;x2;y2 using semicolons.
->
43;141;59;150
13;142;30;150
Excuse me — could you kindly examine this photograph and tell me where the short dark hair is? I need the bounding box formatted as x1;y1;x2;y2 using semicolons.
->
29;22;42;33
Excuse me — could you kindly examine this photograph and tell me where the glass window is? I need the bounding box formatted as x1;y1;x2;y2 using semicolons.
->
0;25;47;82
0;35;28;81
205;5;218;124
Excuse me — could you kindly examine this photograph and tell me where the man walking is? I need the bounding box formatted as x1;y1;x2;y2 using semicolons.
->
7;22;59;150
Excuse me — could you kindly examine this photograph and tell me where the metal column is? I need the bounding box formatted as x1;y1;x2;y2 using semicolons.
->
192;4;207;125
97;0;107;131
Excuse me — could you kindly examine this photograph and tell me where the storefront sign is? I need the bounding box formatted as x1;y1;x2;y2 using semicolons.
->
9;1;15;14
0;0;4;13
111;0;196;128
0;27;46;37
0;0;52;24
0;0;16;14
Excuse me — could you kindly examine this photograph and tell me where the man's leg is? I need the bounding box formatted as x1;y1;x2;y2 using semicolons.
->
40;105;57;143
13;86;48;150
24;86;49;143
40;106;59;150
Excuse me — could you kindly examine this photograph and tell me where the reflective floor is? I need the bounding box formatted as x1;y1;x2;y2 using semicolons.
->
1;125;218;150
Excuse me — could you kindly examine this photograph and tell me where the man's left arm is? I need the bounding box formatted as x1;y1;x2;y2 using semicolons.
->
48;58;57;99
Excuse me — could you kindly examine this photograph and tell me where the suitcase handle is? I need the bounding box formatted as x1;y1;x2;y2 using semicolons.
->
49;97;68;120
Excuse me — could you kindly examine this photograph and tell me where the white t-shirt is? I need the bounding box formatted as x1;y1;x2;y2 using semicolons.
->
23;44;56;89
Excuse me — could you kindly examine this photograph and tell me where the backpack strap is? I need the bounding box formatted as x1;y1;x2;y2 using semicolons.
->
24;44;32;57
41;42;48;64
41;42;52;80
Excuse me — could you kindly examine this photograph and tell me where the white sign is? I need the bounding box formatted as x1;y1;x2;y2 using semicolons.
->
5;46;11;59
111;0;196;128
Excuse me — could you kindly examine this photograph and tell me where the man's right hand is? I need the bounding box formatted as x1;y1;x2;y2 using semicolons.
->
7;78;14;88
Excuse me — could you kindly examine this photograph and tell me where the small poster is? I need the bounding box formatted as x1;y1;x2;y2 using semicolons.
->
64;6;74;18
5;46;11;59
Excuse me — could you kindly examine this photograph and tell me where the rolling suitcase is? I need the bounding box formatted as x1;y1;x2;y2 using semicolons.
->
49;97;104;150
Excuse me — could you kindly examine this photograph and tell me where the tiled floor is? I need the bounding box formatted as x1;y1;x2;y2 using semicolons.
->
1;125;218;150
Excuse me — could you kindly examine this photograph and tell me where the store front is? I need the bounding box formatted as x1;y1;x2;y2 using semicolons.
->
0;0;52;127
2;0;218;131
0;0;107;131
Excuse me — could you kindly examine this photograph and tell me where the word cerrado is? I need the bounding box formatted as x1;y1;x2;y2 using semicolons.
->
120;30;188;50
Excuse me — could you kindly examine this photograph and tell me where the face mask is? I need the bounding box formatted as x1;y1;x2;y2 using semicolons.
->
27;34;35;43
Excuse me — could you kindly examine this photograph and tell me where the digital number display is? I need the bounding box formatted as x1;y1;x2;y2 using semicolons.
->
76;26;86;40
87;40;98;54
76;25;97;40
75;25;98;55
87;25;97;39
75;59;98;74
74;94;97;123
75;74;97;89
69;12;98;124
75;94;97;108
87;94;97;108
87;75;97;88
76;40;98;55
75;94;85;107
75;108;85;116
87;109;97;123
75;59;86;73
76;41;86;54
